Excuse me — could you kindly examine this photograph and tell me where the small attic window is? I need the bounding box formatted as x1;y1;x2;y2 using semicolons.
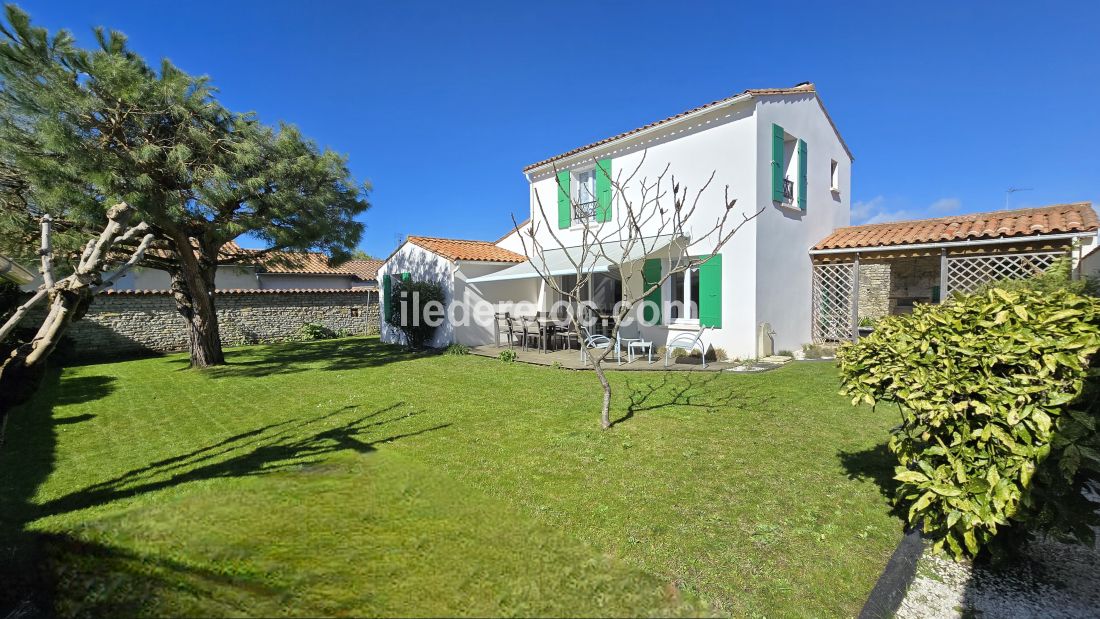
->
830;159;840;192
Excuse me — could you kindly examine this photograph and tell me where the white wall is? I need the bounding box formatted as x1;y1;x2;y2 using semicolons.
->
378;242;455;347
110;265;259;290
452;261;539;346
494;224;529;256
523;98;762;357
753;94;852;353
259;274;358;290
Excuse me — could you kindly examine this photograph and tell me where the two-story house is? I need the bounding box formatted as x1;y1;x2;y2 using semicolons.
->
380;82;853;356
380;83;1100;357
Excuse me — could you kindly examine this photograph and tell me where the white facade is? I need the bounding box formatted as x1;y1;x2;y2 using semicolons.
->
380;85;852;357
517;89;851;357
378;241;536;347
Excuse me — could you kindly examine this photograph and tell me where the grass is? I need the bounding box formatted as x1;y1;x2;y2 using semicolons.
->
1;337;901;617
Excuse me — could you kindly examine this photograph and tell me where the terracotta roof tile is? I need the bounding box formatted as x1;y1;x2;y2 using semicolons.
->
258;250;355;276
522;82;844;172
406;236;527;263
337;259;384;280
813;203;1098;251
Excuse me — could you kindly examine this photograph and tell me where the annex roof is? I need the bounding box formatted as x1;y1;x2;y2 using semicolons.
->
405;236;527;263
812;203;1098;251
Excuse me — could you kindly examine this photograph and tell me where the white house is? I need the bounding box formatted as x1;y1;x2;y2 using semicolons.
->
382;82;851;357
379;82;1098;357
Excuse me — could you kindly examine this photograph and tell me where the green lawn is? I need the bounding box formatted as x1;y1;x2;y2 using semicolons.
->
1;337;901;617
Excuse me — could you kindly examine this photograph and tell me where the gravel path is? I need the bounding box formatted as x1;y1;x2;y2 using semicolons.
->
897;486;1100;618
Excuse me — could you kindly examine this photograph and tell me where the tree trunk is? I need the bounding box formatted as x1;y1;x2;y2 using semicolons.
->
169;267;224;368
593;361;612;429
0;289;93;436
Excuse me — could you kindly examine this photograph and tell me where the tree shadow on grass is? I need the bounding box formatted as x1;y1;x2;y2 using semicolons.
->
36;403;450;519
837;442;904;516
169;337;435;379
1;370;118;616
613;372;778;427
26;531;290;618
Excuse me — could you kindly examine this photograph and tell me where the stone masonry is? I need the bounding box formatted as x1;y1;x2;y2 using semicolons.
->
857;262;890;321
36;289;379;359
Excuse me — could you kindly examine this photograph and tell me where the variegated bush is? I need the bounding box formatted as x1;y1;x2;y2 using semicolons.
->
838;287;1100;559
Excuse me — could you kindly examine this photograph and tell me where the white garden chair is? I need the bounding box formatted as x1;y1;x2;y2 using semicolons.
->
665;326;710;368
581;326;613;364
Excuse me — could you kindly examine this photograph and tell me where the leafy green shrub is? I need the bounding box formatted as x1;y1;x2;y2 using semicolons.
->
838;287;1100;559
802;343;835;360
299;322;336;341
977;256;1096;297
498;349;517;363
445;343;469;356
388;279;446;349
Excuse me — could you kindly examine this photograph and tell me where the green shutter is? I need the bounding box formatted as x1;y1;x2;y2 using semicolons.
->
771;123;785;202
698;254;722;328
595;158;612;223
642;258;662;324
797;139;807;211
382;273;392;323
401;272;411;282
557;170;571;229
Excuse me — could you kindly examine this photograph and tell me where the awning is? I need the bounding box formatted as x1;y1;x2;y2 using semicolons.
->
467;235;684;283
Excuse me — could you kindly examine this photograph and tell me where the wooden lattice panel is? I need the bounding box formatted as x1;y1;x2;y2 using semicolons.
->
812;262;854;343
946;251;1064;296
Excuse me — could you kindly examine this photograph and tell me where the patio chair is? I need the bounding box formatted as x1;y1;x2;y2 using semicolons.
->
495;313;514;348
521;316;545;353
504;315;523;350
665;326;710;369
556;323;580;351
581;326;613;364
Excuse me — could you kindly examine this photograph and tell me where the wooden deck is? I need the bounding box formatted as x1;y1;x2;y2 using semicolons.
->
469;344;742;371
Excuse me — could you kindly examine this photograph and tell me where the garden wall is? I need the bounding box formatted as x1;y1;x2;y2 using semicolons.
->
40;289;379;359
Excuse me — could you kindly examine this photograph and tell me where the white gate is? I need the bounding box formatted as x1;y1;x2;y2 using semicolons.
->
945;251;1065;296
812;262;854;343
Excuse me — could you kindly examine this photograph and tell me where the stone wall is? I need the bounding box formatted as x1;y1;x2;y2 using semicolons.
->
857;262;890;321
38;289;379;359
856;257;943;321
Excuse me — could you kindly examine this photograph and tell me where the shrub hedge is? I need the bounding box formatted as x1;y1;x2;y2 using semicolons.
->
838;287;1100;559
388;279;446;349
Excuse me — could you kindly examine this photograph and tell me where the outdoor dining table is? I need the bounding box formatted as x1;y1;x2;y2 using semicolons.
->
531;316;615;353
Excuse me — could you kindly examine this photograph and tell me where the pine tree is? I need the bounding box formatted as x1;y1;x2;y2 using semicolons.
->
0;6;370;367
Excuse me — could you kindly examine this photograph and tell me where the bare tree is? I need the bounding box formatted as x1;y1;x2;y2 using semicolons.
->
513;153;762;429
0;202;155;443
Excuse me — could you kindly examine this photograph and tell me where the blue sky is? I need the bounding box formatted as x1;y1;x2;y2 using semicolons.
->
18;0;1100;258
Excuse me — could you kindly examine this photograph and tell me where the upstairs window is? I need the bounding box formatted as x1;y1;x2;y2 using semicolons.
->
573;169;598;222
771;123;807;211
830;159;840;192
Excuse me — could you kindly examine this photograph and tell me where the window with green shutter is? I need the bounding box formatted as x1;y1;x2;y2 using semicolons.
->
697;254;722;328
557;170;571;229
771;123;785;202
642;258;662;324
797;139;807;211
595;158;612;222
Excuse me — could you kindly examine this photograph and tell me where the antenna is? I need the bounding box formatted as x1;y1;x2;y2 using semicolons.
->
1005;187;1033;209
